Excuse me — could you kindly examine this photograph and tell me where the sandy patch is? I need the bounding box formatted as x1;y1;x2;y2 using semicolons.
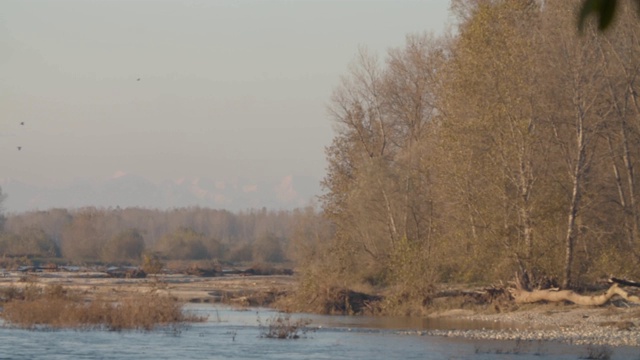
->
0;272;296;305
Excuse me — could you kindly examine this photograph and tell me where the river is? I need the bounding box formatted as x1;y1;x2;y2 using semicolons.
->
0;305;636;359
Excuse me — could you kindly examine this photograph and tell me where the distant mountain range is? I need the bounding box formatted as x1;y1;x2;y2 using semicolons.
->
0;173;321;213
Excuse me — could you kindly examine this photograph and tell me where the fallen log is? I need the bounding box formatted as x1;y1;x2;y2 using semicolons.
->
510;283;640;305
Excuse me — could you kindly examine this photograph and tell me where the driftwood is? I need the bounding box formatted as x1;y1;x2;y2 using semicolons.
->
510;274;640;305
610;277;640;288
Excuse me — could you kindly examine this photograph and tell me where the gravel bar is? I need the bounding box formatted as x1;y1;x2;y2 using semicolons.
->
399;305;640;347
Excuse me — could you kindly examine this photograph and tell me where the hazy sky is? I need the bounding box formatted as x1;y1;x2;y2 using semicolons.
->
1;0;451;212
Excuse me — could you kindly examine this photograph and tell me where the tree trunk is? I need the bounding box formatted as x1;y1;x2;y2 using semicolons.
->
563;138;586;289
562;84;590;289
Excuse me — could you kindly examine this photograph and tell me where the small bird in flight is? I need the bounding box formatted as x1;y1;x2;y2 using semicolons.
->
137;78;141;81
20;122;24;125
17;146;22;151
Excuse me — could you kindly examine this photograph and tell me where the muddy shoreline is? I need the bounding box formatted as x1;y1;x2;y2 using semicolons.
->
1;272;638;347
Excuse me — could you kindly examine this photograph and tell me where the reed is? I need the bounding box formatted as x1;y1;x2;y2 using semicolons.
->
1;284;202;331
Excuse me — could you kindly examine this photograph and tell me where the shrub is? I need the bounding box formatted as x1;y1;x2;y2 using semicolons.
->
141;253;165;275
1;284;201;331
258;313;312;339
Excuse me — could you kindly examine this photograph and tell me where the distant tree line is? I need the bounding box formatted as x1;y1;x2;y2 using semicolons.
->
0;205;330;266
293;0;640;308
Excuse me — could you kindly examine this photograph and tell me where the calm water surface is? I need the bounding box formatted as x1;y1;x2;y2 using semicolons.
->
0;305;636;359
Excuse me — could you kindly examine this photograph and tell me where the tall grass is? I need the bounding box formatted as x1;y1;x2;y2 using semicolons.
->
0;284;202;331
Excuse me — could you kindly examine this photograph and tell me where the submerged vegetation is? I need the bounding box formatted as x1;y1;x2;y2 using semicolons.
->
258;313;312;340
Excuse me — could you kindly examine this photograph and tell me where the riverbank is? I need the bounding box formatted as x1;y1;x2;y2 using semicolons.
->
0;271;295;305
1;272;638;347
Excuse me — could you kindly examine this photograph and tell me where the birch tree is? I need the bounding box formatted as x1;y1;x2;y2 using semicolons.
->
440;0;556;280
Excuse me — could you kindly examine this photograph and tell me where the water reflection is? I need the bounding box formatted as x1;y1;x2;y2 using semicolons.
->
304;312;521;331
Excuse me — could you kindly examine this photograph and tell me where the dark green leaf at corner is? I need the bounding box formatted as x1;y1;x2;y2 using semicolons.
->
598;0;618;29
578;0;618;31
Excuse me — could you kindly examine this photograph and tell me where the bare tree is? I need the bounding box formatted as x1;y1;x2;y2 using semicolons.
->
0;187;7;232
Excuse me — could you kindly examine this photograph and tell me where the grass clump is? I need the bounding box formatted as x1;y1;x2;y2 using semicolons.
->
0;284;201;331
258;313;312;339
581;345;613;360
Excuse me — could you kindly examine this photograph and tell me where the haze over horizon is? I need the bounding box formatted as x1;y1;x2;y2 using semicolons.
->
1;0;451;213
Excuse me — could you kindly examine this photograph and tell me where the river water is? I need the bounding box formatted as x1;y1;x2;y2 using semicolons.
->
0;305;636;359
